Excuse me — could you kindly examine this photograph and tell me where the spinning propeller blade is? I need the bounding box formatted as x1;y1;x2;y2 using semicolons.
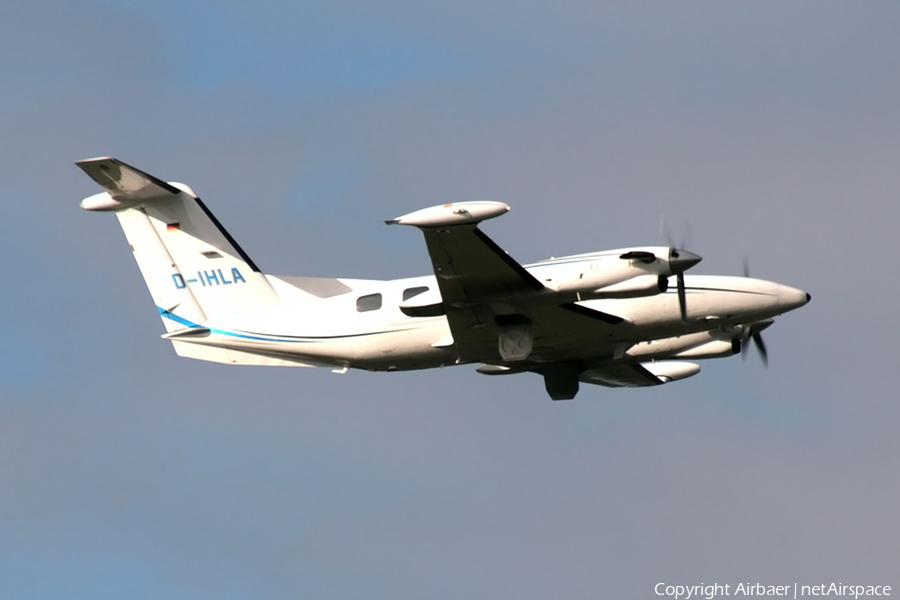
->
738;258;770;365
740;331;769;367
740;318;773;367
676;272;687;323
661;217;701;324
752;333;768;367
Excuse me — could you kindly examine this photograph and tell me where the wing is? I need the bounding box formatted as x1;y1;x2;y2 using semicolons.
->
420;225;544;304
578;362;663;388
579;360;701;388
478;358;700;399
388;202;624;361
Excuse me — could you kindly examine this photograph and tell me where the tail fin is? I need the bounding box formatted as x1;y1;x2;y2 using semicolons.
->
113;207;208;332
78;157;280;327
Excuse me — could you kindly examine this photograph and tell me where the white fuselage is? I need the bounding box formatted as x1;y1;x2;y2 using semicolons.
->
191;251;808;372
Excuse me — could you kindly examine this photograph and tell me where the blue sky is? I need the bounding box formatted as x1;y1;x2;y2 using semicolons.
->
1;1;898;598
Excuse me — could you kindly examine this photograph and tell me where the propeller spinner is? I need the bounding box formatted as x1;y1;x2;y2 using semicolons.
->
669;248;702;323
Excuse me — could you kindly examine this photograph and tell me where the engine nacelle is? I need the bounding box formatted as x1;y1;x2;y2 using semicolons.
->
583;274;667;299
536;246;700;298
541;260;649;294
626;331;714;360
626;328;743;361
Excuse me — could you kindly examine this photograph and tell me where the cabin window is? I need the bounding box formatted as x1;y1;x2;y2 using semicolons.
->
402;286;429;302
356;293;382;312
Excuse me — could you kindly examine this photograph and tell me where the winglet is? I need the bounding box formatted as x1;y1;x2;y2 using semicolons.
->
386;201;509;227
77;157;181;211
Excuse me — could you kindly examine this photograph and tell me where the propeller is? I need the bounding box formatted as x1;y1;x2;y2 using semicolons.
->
675;265;687;323
740;319;772;367
660;217;701;323
739;258;770;366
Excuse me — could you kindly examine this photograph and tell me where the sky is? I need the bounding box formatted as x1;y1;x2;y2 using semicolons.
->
1;1;899;598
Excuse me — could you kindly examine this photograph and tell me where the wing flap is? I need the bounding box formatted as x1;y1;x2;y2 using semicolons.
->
579;363;664;388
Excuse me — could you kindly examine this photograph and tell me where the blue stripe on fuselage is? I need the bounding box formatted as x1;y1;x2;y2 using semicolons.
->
156;307;413;344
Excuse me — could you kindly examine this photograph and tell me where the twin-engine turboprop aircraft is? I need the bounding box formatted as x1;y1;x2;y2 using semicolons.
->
78;157;810;400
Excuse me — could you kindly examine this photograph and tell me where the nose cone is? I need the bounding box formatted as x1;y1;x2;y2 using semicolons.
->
779;284;811;312
669;249;702;274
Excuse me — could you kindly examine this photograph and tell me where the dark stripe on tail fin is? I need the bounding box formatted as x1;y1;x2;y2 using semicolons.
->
193;197;261;272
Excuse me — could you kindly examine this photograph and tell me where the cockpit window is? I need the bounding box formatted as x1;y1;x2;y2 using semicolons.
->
402;286;429;302
356;293;383;312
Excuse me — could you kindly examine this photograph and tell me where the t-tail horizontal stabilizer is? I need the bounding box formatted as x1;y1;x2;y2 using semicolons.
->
77;157;184;210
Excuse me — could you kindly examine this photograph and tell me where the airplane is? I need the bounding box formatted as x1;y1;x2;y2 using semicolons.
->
77;157;810;400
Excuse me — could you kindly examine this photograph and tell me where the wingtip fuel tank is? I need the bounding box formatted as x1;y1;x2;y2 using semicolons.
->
386;201;509;227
